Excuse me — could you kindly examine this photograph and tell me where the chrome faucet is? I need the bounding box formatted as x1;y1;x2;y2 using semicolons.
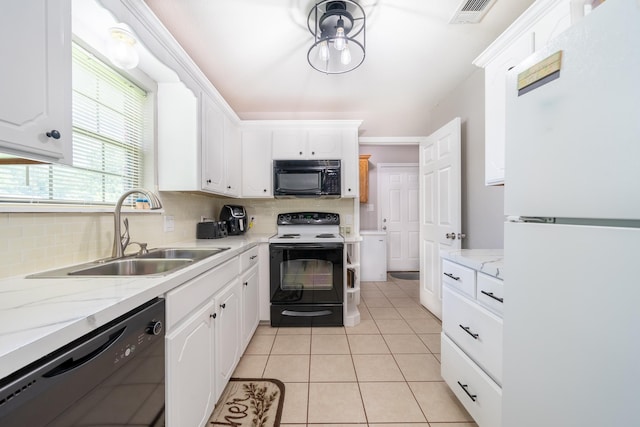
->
112;188;163;258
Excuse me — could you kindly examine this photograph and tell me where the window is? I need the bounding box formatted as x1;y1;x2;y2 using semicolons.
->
0;43;148;205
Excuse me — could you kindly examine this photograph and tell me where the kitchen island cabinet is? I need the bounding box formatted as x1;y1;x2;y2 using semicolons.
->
439;249;504;427
0;0;71;165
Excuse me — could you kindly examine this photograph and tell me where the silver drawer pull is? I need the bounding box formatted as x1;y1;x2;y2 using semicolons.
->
457;381;477;402
444;272;460;281
481;290;503;303
459;324;479;339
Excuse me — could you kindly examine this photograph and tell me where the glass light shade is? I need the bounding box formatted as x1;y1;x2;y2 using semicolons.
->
107;27;139;70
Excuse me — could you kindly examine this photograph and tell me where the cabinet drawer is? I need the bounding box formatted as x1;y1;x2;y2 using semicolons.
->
441;334;502;427
442;259;476;298
166;258;239;330
477;273;504;316
442;286;503;385
240;245;259;272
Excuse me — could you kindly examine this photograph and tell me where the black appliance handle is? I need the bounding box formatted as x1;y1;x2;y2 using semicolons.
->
270;243;343;250
42;327;126;378
282;309;333;317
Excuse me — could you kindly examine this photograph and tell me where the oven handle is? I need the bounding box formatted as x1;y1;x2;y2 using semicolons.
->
270;243;343;250
282;309;333;317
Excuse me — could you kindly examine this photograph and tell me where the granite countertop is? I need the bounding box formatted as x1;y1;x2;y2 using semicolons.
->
440;249;504;280
0;233;272;380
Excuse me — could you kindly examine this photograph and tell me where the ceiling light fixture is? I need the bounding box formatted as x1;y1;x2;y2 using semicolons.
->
307;0;366;74
107;25;139;70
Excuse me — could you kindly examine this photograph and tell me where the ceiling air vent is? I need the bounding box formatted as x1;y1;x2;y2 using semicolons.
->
449;0;497;24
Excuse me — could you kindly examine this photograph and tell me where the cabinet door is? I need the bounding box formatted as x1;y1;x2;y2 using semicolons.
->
272;129;307;159
214;279;242;401
166;300;215;427
201;94;225;192
241;264;260;350
224;117;241;196
531;0;572;50
307;128;343;158
0;0;71;164
241;129;273;197
484;32;533;185
340;129;359;198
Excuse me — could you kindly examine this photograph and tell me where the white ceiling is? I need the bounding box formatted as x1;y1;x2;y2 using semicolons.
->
143;0;535;137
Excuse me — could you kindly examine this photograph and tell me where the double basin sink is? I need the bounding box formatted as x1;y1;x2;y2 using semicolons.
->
29;247;230;278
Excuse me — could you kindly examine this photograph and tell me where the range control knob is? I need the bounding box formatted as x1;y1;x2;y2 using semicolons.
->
146;321;163;336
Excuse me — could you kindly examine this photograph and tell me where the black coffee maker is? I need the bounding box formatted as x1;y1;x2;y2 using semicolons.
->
219;205;247;235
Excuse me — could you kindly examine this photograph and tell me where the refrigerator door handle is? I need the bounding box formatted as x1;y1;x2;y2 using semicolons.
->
508;216;555;223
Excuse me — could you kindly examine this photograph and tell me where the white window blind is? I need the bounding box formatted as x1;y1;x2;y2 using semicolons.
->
0;43;148;205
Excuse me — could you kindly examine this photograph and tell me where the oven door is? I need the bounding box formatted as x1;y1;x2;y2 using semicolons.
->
269;242;344;304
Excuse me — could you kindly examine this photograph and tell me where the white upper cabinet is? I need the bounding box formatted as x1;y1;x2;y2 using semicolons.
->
474;0;572;186
223;116;241;197
272;127;343;159
201;93;225;193
241;128;273;197
0;0;72;164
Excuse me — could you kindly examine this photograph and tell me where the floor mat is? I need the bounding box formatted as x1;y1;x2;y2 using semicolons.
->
390;271;420;280
208;378;285;426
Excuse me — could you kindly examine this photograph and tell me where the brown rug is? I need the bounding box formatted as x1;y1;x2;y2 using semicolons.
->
208;378;285;427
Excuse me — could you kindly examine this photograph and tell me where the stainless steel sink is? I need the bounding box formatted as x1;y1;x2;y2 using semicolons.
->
27;247;230;278
68;258;194;276
136;247;229;261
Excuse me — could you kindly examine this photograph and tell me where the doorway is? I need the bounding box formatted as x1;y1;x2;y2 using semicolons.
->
378;164;420;272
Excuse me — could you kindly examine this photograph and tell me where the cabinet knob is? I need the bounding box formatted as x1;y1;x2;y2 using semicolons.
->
348;188;352;192
46;130;61;139
220;303;226;309
210;313;217;319
263;189;267;192
311;151;315;155
299;151;303;155
243;281;248;287
227;185;231;189
206;179;212;184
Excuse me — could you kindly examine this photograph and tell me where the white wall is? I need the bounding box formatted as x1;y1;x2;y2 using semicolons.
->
429;69;504;249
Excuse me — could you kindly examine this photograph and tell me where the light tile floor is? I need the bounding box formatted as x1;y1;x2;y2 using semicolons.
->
233;273;478;427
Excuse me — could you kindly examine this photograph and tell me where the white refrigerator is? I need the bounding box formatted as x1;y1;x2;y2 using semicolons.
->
503;1;640;426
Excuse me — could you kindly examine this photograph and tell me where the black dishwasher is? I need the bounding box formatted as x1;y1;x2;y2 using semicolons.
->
0;298;165;427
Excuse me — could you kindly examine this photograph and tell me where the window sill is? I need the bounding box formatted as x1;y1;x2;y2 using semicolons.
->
0;204;165;214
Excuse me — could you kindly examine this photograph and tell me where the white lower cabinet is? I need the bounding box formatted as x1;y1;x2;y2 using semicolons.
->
441;334;502;427
165;245;262;427
241;263;260;349
213;279;242;402
166;300;216;427
440;256;504;427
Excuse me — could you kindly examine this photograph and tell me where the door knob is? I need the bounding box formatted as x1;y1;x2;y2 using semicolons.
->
457;233;466;240
445;232;456;240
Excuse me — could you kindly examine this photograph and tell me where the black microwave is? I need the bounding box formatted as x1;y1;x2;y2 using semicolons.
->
273;159;341;198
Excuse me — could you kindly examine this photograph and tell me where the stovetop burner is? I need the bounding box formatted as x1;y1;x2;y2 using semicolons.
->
269;211;344;244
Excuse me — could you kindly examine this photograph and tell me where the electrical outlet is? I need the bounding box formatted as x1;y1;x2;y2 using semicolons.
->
163;215;175;232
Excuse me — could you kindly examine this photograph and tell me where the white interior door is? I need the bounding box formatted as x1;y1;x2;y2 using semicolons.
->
419;118;461;319
378;165;419;271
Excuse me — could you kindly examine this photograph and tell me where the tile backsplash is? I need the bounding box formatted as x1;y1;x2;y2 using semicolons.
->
0;193;355;279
